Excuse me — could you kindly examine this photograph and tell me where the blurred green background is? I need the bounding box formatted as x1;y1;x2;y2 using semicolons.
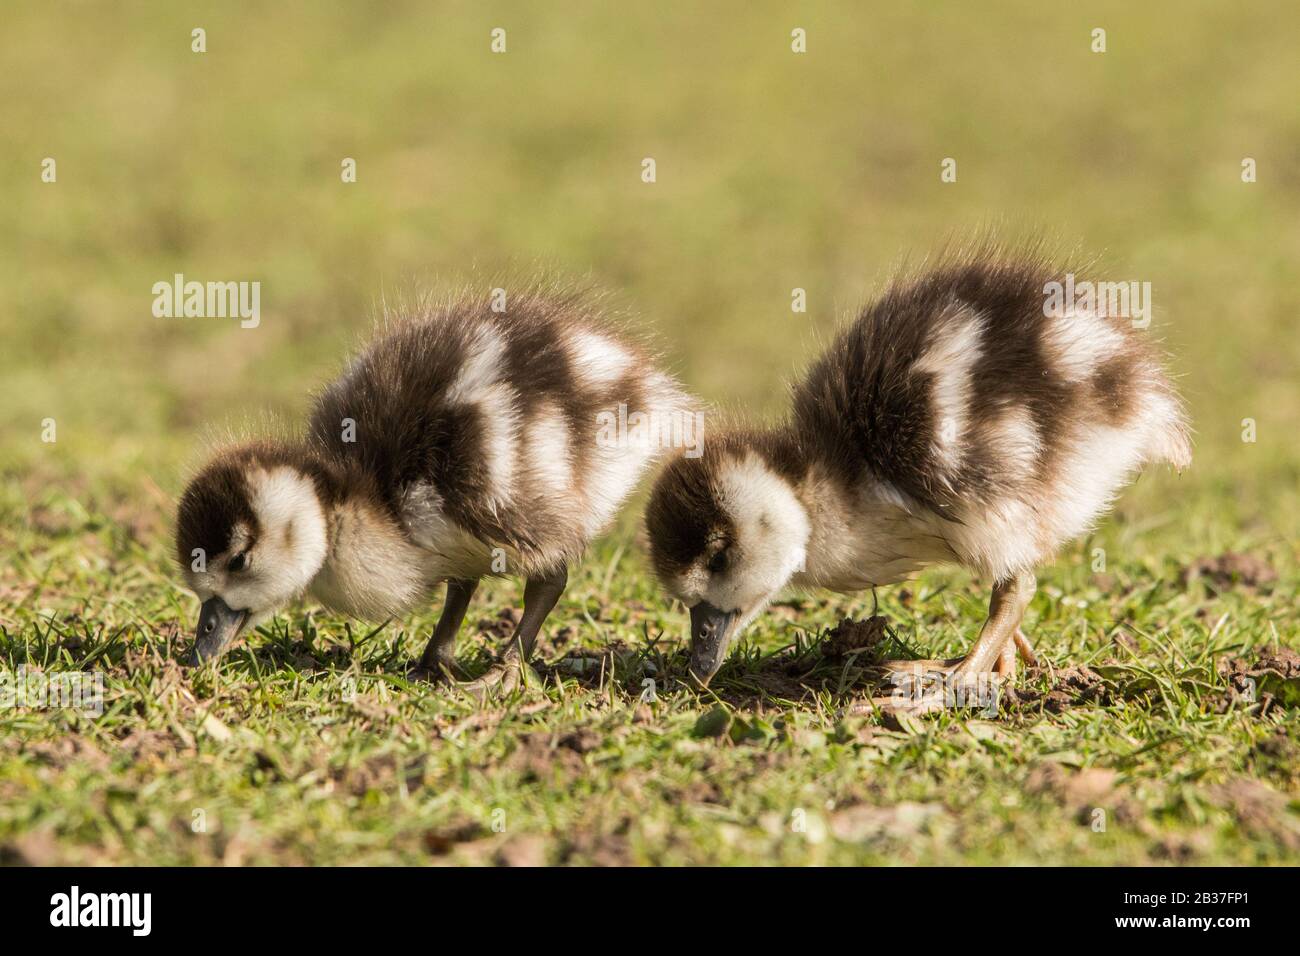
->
3;0;1300;868
2;0;1298;592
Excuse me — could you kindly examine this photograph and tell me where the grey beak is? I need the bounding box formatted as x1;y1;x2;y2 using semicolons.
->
184;596;248;666
688;601;738;687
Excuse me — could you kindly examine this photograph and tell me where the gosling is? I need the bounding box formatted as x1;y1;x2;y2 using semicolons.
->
176;285;697;693
645;251;1190;713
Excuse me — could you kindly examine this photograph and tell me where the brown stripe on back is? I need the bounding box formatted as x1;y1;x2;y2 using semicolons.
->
1090;350;1142;426
960;261;1073;500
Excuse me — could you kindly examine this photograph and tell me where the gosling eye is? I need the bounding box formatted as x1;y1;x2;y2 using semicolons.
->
707;549;729;575
227;552;249;573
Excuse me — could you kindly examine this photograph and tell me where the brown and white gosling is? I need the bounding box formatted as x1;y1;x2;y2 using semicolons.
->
176;286;696;693
645;252;1191;713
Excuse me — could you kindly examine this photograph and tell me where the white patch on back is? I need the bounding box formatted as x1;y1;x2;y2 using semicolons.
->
913;308;984;480
582;377;692;538
987;404;1040;484
447;325;508;404
526;405;572;494
445;325;519;510
475;383;521;509
1043;309;1125;383
570;331;631;390
585;442;648;537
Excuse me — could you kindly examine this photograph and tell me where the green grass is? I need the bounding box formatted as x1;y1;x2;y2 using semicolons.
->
2;1;1299;865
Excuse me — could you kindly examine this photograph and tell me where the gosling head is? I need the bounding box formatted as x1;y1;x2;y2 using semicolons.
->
175;445;331;664
645;440;810;686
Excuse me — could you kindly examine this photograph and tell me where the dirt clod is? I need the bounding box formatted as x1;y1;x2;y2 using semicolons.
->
1183;552;1277;592
557;727;602;754
823;615;889;659
1216;648;1300;713
505;732;587;783
1247;727;1298;784
1151;833;1207;862
1207;778;1300;851
1013;664;1109;713
1025;763;1139;824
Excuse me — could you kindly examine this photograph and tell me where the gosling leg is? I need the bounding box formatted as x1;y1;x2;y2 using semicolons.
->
876;570;1036;716
460;567;567;698
414;578;479;680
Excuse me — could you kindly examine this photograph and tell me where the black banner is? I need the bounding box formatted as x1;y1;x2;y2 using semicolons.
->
0;866;1278;941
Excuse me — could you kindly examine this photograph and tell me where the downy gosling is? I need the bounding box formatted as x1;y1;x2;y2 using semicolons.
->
176;286;696;693
645;251;1190;713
